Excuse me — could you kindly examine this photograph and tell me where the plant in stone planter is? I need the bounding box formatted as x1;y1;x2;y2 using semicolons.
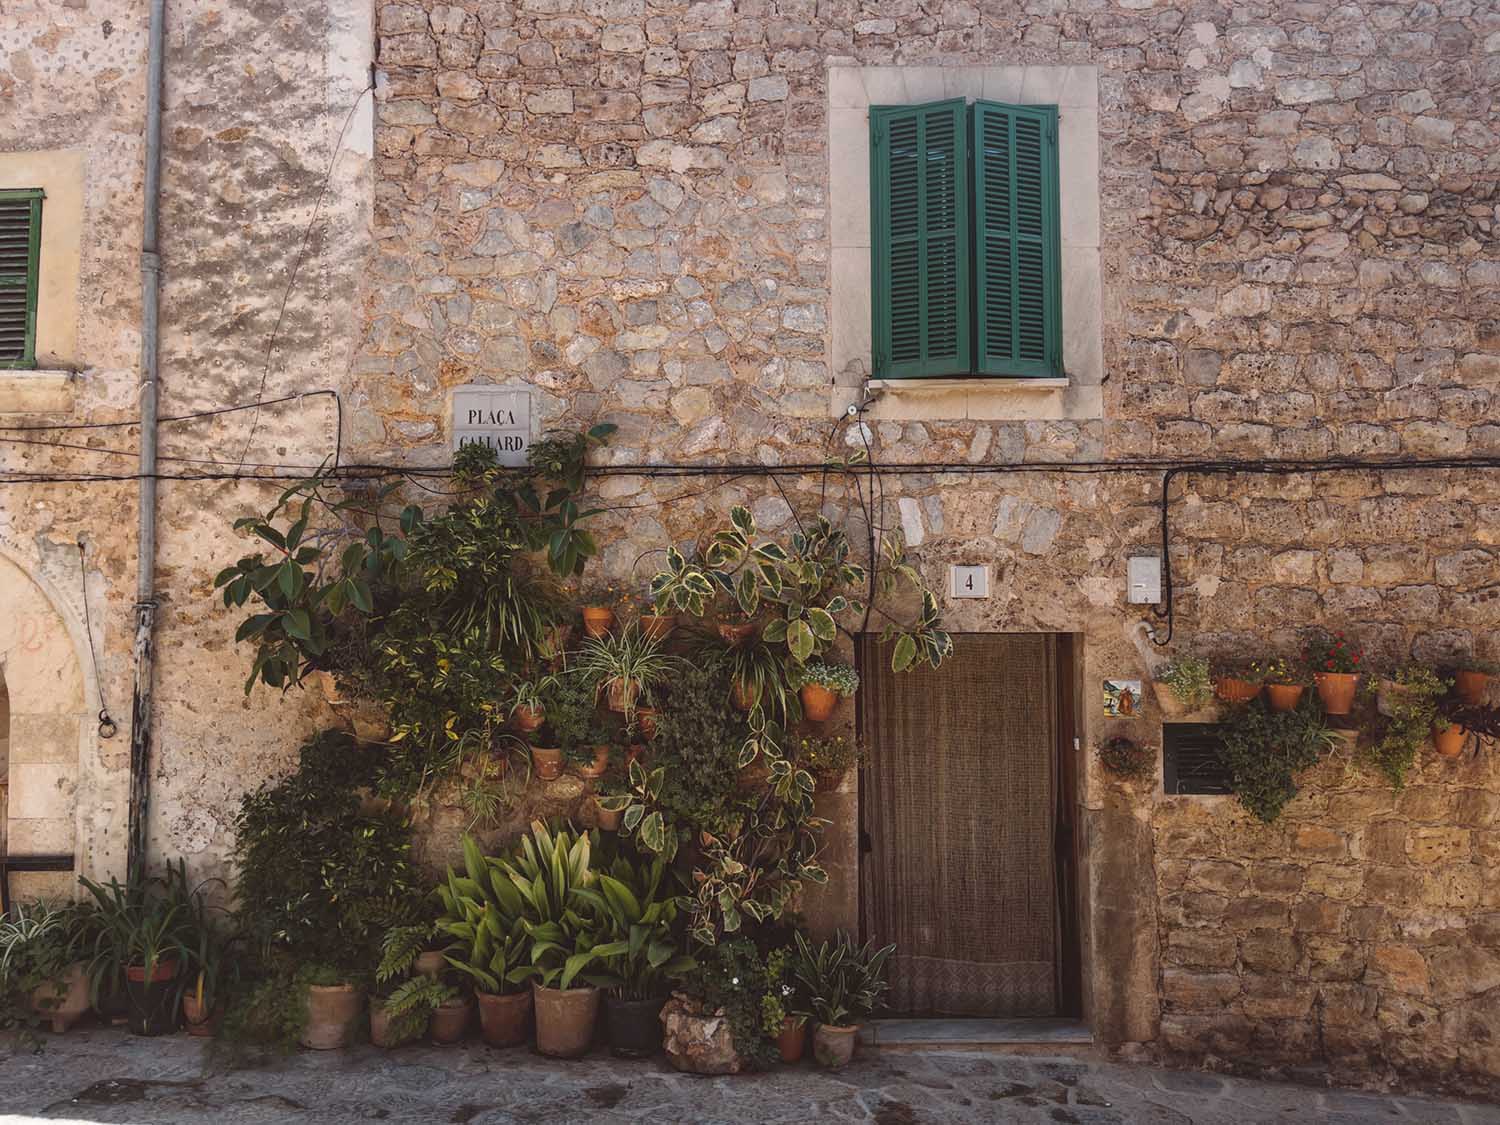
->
1255;657;1308;713
0;900;95;1039
1364;664;1447;788
576;623;679;726
577;850;695;1058
667;936;784;1073
1153;655;1212;715
789;661;860;722
791;931;894;1070
1303;630;1362;715
1212;660;1263;705
436;837;535;1049
1095;736;1153;780
1218;699;1340;823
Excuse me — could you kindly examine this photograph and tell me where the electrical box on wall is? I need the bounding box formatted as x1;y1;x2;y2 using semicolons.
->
948;564;990;599
1128;555;1162;604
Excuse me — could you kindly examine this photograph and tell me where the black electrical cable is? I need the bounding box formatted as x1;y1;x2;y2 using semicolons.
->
76;542;117;739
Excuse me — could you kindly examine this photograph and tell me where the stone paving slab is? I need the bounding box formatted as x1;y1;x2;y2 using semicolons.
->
0;1030;1495;1125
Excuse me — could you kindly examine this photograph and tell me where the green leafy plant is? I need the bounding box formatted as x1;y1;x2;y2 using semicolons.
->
574;623;680;725
78;860;209;1011
797;735;863;783
1157;656;1211;708
576;850;695;1001
1303;630;1362;675
1219;700;1339;822
789;661;860;695
504;822;607;991
1365;664;1449;789
1254;656;1305;687
791;931;894;1028
435;836;532;996
372;921;453;1046
0;900;93;1042
679;937;785;1069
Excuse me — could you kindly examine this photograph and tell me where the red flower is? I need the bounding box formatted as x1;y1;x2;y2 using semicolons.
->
1326;660;1334;670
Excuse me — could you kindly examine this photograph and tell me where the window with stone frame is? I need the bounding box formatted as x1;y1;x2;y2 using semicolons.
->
869;99;1061;381
0;189;44;370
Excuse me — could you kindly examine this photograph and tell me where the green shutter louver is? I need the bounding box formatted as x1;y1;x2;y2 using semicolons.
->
0;189;43;369
972;101;1061;377
870;99;970;379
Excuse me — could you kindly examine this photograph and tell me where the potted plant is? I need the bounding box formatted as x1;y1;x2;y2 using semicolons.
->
437;837;535;1049
1258;657;1307;712
593;776;630;831
1153;655;1212;715
578;850;695;1058
1433;700;1473;760
1365;665;1448;787
509;675;556;734
1212;661;1262;706
1376;663;1450;718
370;923;457;1049
1219;700;1340;822
1453;658;1496;706
180;879;236;1038
1304;630;1362;715
571;743;615;780
791;931;894;1070
580;582;623;638
717;604;759;647
507;822;607;1058
0;901;94;1035
533;675;598;782
638;601;676;643
766;946;808;1064
80;863;202;1037
791;661;859;722
797;735;863;791
575;623;679;726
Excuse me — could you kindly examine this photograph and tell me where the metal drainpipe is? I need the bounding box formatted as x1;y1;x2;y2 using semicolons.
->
126;0;166;888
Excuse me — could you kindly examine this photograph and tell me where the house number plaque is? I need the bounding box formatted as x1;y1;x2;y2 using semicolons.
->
948;564;990;599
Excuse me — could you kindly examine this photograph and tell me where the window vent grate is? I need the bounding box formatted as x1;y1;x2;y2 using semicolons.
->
1162;723;1233;795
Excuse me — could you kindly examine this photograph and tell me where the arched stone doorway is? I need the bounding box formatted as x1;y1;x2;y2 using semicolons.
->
0;548;97;903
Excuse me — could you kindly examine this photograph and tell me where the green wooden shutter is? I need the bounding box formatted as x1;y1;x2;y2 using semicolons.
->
0;189;43;369
972;102;1061;378
870;100;970;379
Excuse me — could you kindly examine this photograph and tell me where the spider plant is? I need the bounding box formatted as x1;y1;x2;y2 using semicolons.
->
574;623;680;725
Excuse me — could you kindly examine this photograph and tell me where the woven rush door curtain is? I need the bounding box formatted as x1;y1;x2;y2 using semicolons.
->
860;632;1061;1017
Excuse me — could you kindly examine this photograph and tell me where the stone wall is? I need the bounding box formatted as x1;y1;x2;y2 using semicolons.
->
361;0;1500;1097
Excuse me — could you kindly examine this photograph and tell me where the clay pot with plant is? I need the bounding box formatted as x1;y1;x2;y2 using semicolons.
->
791;932;894;1071
1304;631;1362;716
1153;656;1212;716
571;743;614;780
509;675;556;734
580;583;625;639
1452;658;1497;706
1212;662;1263;706
1258;657;1307;713
1363;664;1448;788
798;734;863;791
534;676;603;784
576;623;680;728
1432;715;1472;760
793;661;860;722
0;901;93;1035
370;921;457;1049
638;604;676;643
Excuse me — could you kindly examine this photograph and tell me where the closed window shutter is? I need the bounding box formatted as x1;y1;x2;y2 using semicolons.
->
972;102;1061;378
0;189;43;369
870;99;970;379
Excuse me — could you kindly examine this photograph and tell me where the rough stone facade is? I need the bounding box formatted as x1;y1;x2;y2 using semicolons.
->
1;0;1498;1101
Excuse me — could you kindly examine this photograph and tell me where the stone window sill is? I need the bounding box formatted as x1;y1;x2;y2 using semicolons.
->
869;378;1070;392
0;371;77;414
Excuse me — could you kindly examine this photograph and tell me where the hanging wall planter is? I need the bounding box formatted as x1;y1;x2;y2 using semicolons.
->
1265;683;1305;712
531;746;564;781
582;606;615;639
1433;723;1470;759
1455;669;1491;706
1214;675;1262;705
1314;672;1359;716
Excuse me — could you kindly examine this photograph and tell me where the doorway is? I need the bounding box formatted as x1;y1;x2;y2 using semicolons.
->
859;633;1081;1018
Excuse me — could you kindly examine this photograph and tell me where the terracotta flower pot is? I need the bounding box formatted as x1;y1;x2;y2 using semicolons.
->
181;993;222;1038
606;678;640;714
718;620;756;646
1314;672;1359;716
513;704;544;733
369;1001;397;1048
415;950;447;978
1265;683;1305;712
532;983;600;1059
477;989;532;1048
429;996;472;1044
595;800;624;832
575;745;611;779
1456;670;1491;706
800;683;838;721
301;983;362;1050
777;1016;808;1064
731;676;758;712
531;746;564;781
1433;723;1469;759
125;959;180;1037
582;606;615;639
32;962;90;1033
812;1023;859;1069
1214;677;1261;705
639;614;675;642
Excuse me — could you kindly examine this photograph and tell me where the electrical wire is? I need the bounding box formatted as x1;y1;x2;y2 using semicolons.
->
76;542;117;739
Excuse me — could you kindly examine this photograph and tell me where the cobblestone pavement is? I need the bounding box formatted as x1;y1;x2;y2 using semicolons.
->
0;1031;1496;1124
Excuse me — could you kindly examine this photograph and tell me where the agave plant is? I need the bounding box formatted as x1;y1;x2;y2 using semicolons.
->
435;836;531;996
574;851;694;1001
791;931;894;1029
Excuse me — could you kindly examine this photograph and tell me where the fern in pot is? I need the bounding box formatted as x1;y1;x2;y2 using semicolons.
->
791;931;894;1069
